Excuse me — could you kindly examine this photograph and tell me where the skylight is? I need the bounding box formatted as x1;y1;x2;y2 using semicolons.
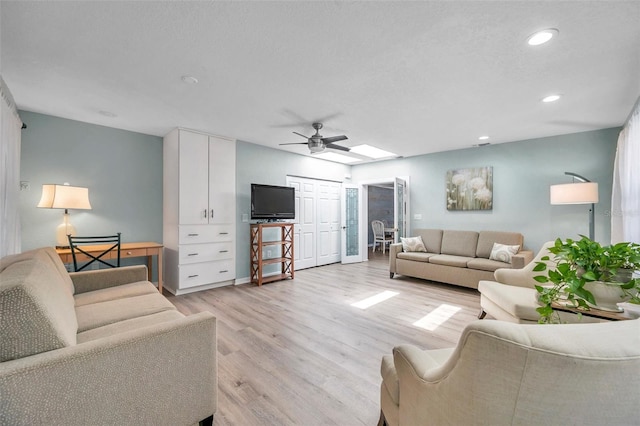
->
314;152;361;164
350;144;397;159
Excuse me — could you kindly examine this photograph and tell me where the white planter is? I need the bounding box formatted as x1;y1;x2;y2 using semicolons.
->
583;281;631;312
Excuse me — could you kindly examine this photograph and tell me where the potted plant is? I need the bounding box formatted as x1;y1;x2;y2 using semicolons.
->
533;236;640;324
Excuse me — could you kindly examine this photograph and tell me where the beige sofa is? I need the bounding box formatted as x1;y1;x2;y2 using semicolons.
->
0;247;217;426
389;229;533;289
379;318;640;426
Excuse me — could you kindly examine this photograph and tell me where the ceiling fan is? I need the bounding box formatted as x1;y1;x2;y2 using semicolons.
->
280;122;349;153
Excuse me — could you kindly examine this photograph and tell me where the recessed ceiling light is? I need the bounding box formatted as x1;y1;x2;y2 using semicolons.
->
478;136;490;140
181;75;199;84
99;110;117;118
542;94;561;103
527;28;559;46
350;144;397;159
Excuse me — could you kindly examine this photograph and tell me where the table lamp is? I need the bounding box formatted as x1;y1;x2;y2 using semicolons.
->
550;172;598;240
37;183;92;248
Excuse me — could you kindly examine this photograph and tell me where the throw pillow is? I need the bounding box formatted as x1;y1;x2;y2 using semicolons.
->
489;243;520;263
401;236;427;252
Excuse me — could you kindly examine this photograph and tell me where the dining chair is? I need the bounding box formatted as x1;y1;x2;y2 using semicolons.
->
371;220;394;254
67;233;121;272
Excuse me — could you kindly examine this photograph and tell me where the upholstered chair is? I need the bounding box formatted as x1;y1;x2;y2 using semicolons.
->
477;241;601;323
379;319;640;425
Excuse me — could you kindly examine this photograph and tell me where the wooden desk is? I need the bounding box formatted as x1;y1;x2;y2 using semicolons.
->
56;242;164;294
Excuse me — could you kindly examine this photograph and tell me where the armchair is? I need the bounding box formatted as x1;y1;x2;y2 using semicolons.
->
379;319;640;425
477;241;599;323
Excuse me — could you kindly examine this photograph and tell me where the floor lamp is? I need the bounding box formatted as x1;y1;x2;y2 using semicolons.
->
37;183;92;248
550;172;599;240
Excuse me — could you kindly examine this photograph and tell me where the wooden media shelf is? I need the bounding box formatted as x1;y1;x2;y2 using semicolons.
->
250;222;294;286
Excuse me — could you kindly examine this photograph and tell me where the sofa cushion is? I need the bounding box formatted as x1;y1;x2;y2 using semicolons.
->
428;254;473;268
397;252;437;262
478;280;541;321
76;310;185;343
75;293;177;332
489;243;520;264
400;236;427;252
413;229;444;254
1;247;74;295
467;258;512;272
74;281;159;306
0;258;78;362
476;231;524;259
440;230;478;257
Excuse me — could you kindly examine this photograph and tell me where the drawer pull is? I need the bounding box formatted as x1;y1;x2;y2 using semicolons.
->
126;251;133;255
219;250;228;253
188;274;199;278
187;253;199;256
219;270;229;273
187;233;199;236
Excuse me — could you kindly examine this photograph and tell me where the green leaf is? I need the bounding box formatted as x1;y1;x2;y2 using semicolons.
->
574;287;596;305
533;263;547;272
537;305;553;315
534;276;549;283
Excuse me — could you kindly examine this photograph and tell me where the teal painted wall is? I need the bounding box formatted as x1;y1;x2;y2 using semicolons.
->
351;128;620;254
19;111;163;260
17;111;619;283
235;140;350;280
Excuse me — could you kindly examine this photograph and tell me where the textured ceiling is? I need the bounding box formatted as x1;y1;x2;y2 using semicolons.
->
2;1;639;162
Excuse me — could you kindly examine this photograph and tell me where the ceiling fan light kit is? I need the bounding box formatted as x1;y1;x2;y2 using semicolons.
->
280;122;350;154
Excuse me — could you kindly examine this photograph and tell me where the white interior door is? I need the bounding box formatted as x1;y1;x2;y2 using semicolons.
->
287;176;316;270
317;181;341;266
394;177;408;241
341;183;362;264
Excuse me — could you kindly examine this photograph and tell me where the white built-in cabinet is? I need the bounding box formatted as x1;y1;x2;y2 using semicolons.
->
163;128;236;294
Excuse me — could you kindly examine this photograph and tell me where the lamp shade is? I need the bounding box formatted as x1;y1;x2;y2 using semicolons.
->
550;182;599;205
37;184;92;210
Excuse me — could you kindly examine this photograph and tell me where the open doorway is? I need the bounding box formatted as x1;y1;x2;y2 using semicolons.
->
360;177;409;260
368;183;394;252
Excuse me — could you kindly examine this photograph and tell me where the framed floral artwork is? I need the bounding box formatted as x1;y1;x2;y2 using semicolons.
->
446;167;493;211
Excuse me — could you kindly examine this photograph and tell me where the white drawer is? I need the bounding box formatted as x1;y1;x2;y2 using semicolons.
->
179;224;234;244
179;242;233;264
178;260;235;289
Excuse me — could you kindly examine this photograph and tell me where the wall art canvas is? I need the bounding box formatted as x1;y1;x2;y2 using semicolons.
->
446;167;493;211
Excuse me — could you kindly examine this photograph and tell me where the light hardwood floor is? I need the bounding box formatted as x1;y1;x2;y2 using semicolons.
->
168;251;482;425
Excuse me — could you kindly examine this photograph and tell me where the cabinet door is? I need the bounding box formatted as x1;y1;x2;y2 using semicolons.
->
179;131;209;224
208;136;235;224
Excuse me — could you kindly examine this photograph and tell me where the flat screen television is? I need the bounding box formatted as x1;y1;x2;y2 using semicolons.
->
251;184;296;220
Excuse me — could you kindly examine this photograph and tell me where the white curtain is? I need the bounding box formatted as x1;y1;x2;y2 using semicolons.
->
0;75;23;257
611;98;640;244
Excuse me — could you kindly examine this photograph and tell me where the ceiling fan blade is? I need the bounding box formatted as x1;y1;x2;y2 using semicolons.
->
293;131;310;139
322;135;348;144
279;142;309;146
326;143;350;152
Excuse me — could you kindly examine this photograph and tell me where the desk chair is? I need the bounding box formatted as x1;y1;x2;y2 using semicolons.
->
68;233;121;272
372;220;394;254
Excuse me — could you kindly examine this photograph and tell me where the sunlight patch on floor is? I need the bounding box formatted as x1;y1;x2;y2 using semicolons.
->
351;290;399;309
413;304;461;331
